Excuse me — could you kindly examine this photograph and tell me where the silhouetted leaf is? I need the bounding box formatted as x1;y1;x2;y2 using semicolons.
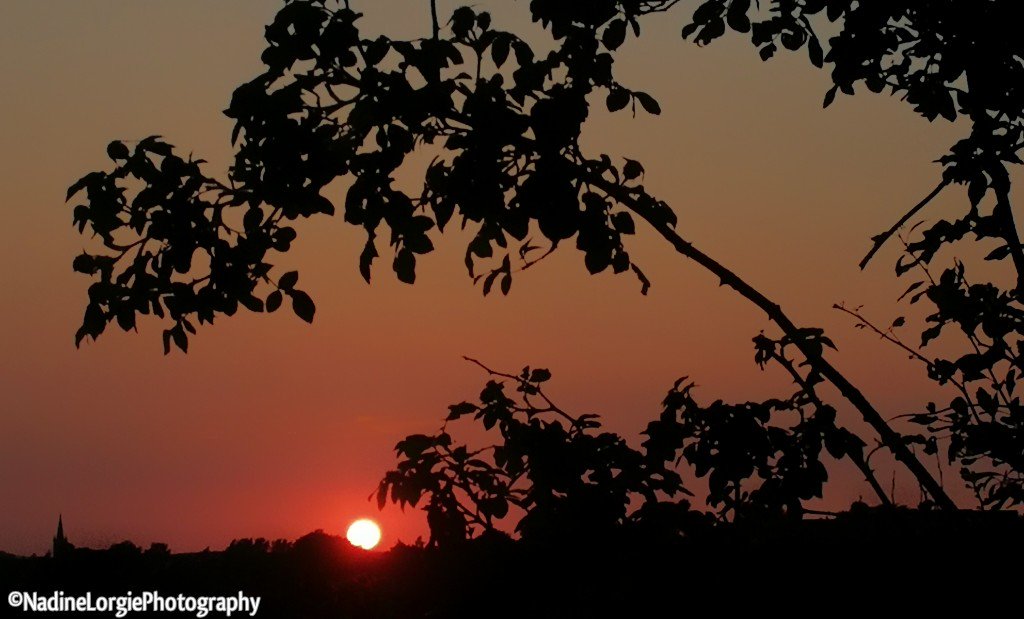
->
171;325;188;353
451;7;476;39
921;325;942;347
807;36;823;68
476;11;491;31
139;135;172;156
447;402;478;421
72;254;95;274
360;241;378;284
395;248;416;284
823;86;838;108
491;33;511;67
606;88;630;112
240;295;265;313
613;212;635;235
482;269;500;296
106;140;129;160
897;281;924;302
631;264;651;295
603;19;627;50
726;0;750;33
405;234;434;255
986;245;1011;261
290;289;316;323
623;159;644;181
279;271;299;290
266;290;283;313
635;92;661;115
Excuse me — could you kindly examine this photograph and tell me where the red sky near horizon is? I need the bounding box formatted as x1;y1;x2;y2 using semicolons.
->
0;1;1005;555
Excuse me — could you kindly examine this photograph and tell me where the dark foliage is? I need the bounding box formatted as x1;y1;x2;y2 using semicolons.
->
64;0;1024;512
840;246;1024;509
66;0;990;508
379;359;881;545
67;0;680;352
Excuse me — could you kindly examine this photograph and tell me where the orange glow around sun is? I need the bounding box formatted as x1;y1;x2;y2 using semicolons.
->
346;519;382;550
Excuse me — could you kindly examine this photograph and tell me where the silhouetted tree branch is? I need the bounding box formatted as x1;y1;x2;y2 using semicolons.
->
65;0;967;511
588;171;956;509
430;0;439;40
859;179;951;271
761;335;892;507
993;188;1024;293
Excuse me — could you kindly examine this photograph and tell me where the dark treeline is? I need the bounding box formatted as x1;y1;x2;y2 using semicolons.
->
4;509;1023;618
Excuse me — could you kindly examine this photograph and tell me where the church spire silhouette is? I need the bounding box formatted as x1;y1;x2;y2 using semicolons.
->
53;514;73;559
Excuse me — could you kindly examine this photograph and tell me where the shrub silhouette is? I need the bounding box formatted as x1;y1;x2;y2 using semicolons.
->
378;359;696;547
378;357;886;544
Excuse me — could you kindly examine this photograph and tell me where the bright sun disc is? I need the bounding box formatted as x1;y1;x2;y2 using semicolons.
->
346;519;381;550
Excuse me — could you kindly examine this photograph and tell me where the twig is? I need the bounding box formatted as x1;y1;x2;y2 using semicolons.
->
860;179;950;270
462;356;586;431
430;0;439;40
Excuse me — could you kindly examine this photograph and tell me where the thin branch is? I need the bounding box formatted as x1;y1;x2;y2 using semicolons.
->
834;302;985;425
430;0;439;40
992;187;1024;292
833;303;931;366
860;179;951;270
514;244;557;274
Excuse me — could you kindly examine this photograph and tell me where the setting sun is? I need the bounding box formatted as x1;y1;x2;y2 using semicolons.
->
346;519;382;550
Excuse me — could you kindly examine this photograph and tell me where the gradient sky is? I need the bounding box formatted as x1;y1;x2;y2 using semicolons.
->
0;1;994;555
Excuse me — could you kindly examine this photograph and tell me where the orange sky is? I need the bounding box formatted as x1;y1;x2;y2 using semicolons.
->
0;1;995;555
